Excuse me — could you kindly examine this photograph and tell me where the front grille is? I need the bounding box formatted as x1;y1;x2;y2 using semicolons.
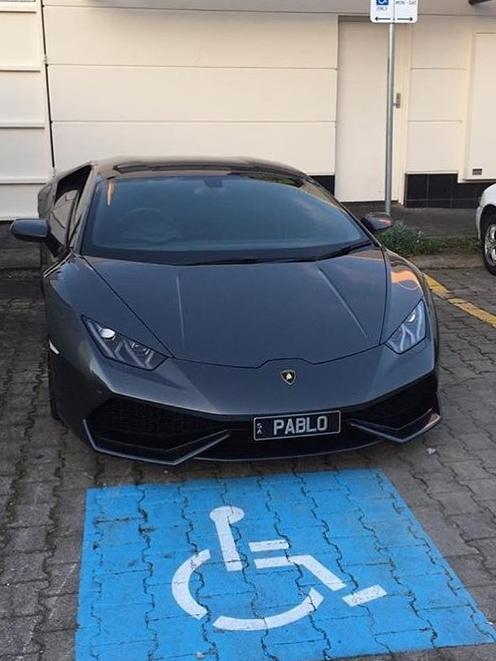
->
88;397;226;449
86;376;439;463
347;375;438;430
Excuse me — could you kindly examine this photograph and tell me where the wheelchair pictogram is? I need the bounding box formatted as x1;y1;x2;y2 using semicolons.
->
172;506;388;631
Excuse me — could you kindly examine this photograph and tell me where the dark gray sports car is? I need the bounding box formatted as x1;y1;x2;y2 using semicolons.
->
11;157;440;464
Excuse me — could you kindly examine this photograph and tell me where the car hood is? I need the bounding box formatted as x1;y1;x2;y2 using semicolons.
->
86;248;391;368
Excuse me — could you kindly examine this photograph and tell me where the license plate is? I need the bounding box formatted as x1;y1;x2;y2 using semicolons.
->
253;411;341;441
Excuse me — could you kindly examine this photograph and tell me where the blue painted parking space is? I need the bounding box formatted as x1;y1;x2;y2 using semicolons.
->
76;469;496;660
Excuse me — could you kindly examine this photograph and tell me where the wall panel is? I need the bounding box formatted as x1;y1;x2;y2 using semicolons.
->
0;72;46;123
409;69;466;122
407;123;462;173
0;3;51;218
52;122;335;174
465;33;496;180
0;12;40;66
45;8;338;68
407;12;496;182
0;128;50;178
411;16;471;69
46;8;337;177
49;67;336;123
0;185;42;220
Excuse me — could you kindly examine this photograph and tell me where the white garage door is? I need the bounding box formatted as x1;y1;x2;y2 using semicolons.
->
44;5;338;177
465;33;496;181
0;4;51;219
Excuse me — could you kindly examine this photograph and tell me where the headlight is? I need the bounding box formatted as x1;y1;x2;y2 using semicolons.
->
84;318;166;370
386;300;426;354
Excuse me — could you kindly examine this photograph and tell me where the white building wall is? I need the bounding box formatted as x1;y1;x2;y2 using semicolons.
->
465;32;496;181
43;0;496;202
407;14;496;181
0;1;51;219
2;0;496;215
44;7;338;175
39;0;496;15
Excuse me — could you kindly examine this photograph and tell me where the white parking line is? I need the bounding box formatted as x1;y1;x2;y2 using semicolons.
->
249;540;289;552
343;585;387;607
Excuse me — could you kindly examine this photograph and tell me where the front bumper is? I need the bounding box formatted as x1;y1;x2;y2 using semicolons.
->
83;375;440;464
53;335;441;465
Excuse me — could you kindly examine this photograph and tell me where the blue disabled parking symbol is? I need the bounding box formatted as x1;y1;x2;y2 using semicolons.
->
76;470;496;660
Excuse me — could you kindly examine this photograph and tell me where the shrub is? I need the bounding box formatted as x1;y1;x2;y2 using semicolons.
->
380;221;440;256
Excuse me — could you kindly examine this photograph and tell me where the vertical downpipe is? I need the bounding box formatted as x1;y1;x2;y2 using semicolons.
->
39;0;55;174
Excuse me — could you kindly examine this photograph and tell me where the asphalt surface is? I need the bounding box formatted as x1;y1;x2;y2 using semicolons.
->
1;265;496;661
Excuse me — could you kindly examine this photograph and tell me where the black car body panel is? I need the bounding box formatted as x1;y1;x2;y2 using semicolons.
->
13;157;441;464
85;249;389;367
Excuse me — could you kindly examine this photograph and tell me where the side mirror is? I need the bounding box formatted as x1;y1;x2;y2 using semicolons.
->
10;218;49;243
361;212;394;235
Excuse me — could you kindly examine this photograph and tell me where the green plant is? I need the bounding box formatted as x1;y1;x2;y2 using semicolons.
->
380;221;440;256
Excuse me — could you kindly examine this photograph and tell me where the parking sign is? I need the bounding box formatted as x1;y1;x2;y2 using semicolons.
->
371;0;418;23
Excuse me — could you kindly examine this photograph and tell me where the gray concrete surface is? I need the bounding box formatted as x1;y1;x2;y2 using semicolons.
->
0;224;40;271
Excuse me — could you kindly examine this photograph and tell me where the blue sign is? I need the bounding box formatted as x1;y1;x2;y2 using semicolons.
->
77;470;496;660
377;0;390;4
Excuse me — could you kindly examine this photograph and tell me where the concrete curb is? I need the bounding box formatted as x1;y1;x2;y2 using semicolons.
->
411;254;482;270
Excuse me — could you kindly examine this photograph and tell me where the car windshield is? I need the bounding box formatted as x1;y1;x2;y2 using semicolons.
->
82;173;368;265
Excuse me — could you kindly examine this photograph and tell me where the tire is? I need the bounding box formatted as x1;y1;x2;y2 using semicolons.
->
482;216;496;276
47;347;61;421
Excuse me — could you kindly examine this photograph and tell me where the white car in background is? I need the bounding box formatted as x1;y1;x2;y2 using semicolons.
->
476;184;496;275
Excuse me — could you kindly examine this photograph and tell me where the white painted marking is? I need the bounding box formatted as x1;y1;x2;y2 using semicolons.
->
171;506;388;630
48;340;60;355
52;562;77;596
171;550;210;619
209;506;245;572
254;554;346;592
250;539;289;553
343;585;387;607
291;555;346;592
254;556;292;569
213;588;324;631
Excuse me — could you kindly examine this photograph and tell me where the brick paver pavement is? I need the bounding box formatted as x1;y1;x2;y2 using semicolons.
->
0;267;495;661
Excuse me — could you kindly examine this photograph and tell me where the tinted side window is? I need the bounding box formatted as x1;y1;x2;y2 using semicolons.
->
37;183;53;219
67;167;92;249
49;189;78;244
48;167;92;247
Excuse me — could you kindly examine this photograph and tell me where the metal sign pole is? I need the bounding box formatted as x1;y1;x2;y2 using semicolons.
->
385;21;396;216
372;0;418;213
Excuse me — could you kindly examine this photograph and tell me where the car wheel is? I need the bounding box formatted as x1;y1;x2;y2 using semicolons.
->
482;216;496;276
47;347;61;421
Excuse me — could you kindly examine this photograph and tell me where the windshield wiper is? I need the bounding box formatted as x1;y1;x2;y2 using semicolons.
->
185;240;372;266
293;239;373;263
185;256;291;266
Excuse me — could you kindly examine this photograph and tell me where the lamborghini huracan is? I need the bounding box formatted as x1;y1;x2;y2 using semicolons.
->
11;157;441;464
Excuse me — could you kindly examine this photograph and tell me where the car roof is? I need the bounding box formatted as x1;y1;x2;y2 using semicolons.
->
57;156;307;182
